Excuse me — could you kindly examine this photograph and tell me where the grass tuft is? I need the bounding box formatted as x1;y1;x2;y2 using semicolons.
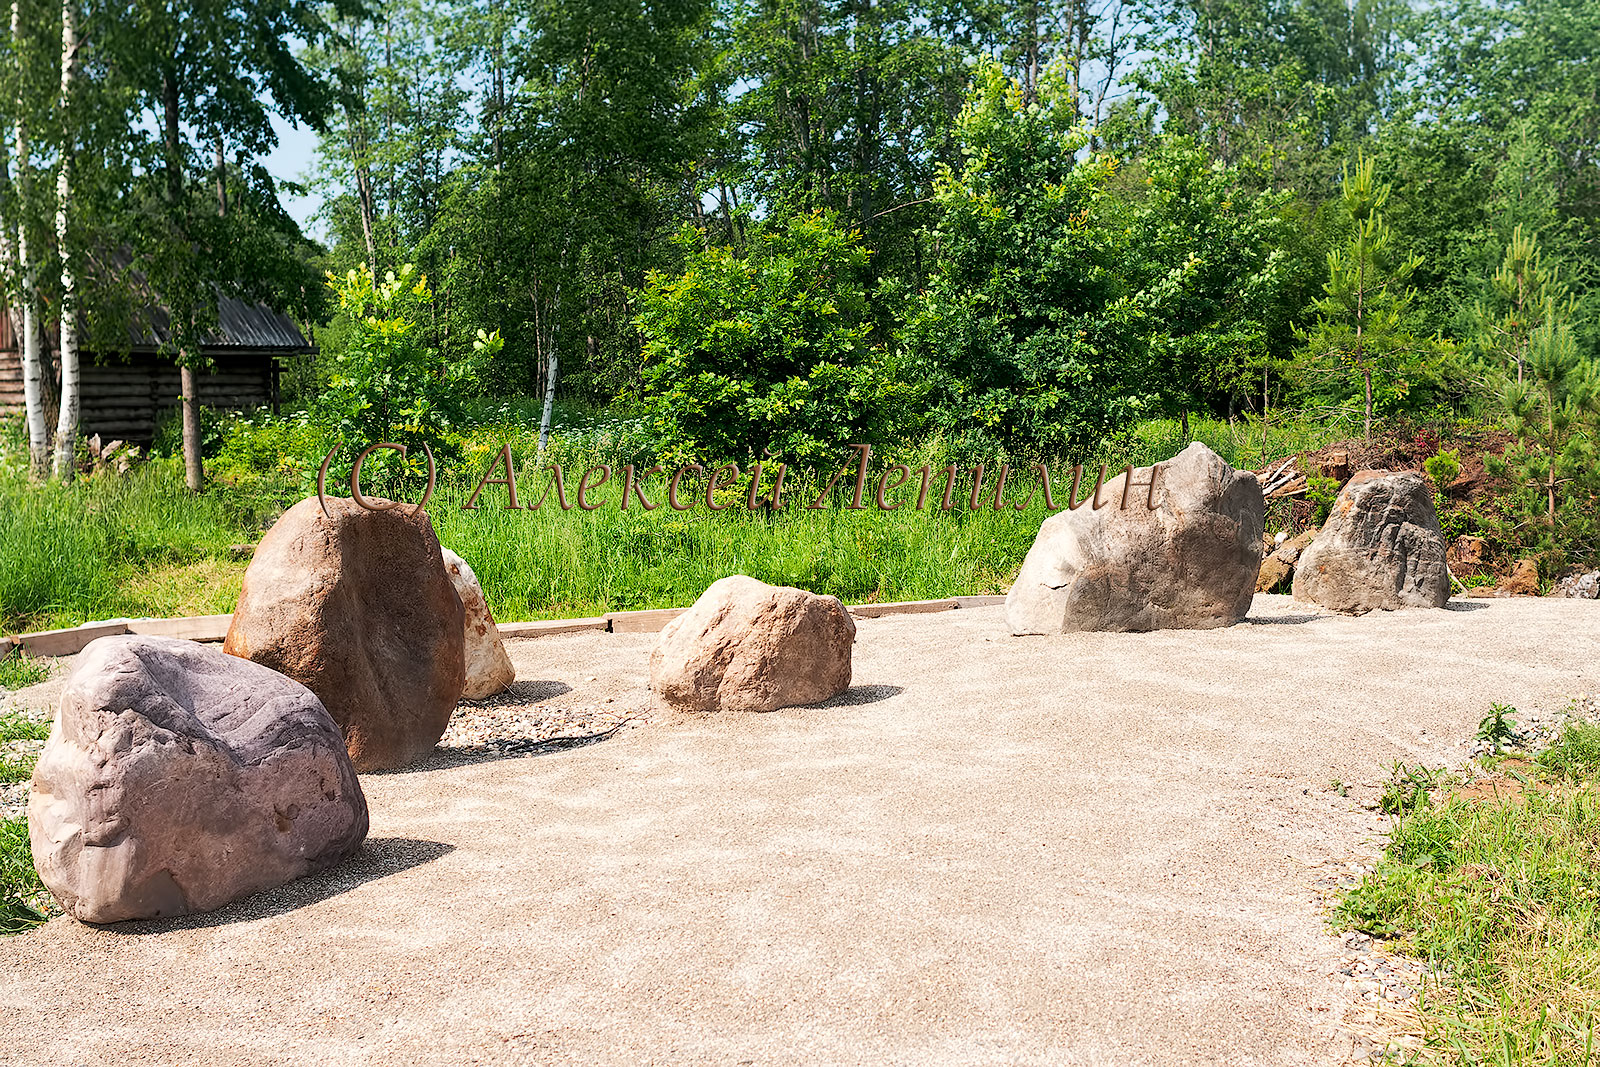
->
0;652;48;691
1338;719;1600;1062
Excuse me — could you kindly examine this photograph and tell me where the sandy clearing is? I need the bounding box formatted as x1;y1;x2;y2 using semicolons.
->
2;595;1597;1067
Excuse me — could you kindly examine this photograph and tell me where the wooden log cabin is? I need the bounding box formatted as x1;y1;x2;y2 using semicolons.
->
0;295;314;445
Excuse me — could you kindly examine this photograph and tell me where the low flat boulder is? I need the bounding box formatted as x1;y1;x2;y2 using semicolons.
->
1292;470;1450;614
224;497;466;771
650;576;855;713
1558;571;1600;599
28;636;368;924
442;548;516;700
1006;442;1265;634
1257;528;1317;593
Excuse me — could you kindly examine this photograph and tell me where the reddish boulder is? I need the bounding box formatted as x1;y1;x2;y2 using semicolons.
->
29;636;367;923
224;496;466;771
650;576;855;713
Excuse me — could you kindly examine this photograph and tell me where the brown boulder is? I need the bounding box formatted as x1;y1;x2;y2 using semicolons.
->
29;636;368;924
1006;442;1264;634
224;497;466;771
1256;529;1317;593
650;576;855;713
442;547;516;700
1292;471;1450;614
1499;558;1541;596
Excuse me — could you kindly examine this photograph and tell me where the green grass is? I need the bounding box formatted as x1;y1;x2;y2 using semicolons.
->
0;817;48;934
0;651;48;690
0;459;258;633
0;710;50;934
1337;722;1600;1064
429;474;1039;620
0;408;1365;632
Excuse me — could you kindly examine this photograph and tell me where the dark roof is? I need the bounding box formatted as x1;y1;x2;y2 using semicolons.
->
105;247;314;354
131;291;314;352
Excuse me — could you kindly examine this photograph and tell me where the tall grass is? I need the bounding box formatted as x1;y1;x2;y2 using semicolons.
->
1339;723;1600;1063
430;478;1039;619
0;459;257;632
0;407;1362;631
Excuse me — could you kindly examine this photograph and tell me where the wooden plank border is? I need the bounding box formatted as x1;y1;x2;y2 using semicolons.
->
3;596;1014;654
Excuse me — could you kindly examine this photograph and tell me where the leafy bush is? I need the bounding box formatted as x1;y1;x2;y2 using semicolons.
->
899;59;1150;463
316;263;501;492
632;213;913;466
1306;475;1340;525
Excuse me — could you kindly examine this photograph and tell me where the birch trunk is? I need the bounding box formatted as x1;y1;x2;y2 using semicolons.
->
51;0;78;481
11;0;48;476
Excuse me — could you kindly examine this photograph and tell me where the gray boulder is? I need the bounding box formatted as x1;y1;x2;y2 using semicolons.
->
650;576;855;713
1006;442;1265;634
1557;571;1600;600
29;635;368;924
1291;470;1450;613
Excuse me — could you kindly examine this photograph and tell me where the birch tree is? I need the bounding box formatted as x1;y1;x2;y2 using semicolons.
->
49;0;76;479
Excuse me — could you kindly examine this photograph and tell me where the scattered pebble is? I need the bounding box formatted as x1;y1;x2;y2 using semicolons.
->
0;706;51;822
437;682;648;757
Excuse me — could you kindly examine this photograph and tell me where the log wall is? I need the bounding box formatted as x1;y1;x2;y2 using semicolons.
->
0;345;278;444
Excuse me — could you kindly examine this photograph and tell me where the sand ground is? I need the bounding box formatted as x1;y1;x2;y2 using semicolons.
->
2;595;1597;1066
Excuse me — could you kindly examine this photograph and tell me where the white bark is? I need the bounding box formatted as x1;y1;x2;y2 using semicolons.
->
10;0;48;476
50;0;77;480
536;348;558;459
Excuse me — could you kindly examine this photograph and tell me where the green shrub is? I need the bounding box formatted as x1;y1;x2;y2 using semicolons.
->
1306;475;1340;525
1423;447;1461;488
632;213;913;466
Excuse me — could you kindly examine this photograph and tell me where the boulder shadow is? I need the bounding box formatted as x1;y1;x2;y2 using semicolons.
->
460;679;573;707
797;684;905;709
395;720;636;773
1245;613;1323;626
111;837;455;933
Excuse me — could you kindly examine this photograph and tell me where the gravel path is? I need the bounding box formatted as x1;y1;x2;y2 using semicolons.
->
0;595;1596;1066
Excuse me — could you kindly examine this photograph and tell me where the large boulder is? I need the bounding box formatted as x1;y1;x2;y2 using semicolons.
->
28;636;368;924
442;547;516;700
1291;470;1450;613
1006;442;1265;634
224;496;466;771
650;575;855;713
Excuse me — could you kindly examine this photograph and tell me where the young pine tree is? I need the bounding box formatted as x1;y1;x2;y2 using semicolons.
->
1298;153;1430;442
1485;311;1599;524
1473;224;1571;384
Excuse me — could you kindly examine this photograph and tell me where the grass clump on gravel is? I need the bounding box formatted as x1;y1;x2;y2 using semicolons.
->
0;652;48;691
1338;720;1600;1064
0;711;52;934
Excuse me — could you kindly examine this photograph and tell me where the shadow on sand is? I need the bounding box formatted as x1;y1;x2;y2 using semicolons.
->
112;837;455;933
798;684;905;709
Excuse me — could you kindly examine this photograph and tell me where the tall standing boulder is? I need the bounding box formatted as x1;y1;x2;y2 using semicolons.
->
650;575;855;713
1007;442;1265;634
1291;470;1450;613
224;497;466;771
29;636;368;924
442;547;516;699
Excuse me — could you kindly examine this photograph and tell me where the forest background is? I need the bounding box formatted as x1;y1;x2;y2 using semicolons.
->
0;0;1598;630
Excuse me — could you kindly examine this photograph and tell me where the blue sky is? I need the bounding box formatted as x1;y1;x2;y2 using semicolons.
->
264;114;324;239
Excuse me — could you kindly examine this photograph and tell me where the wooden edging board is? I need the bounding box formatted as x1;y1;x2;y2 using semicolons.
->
2;596;1014;654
